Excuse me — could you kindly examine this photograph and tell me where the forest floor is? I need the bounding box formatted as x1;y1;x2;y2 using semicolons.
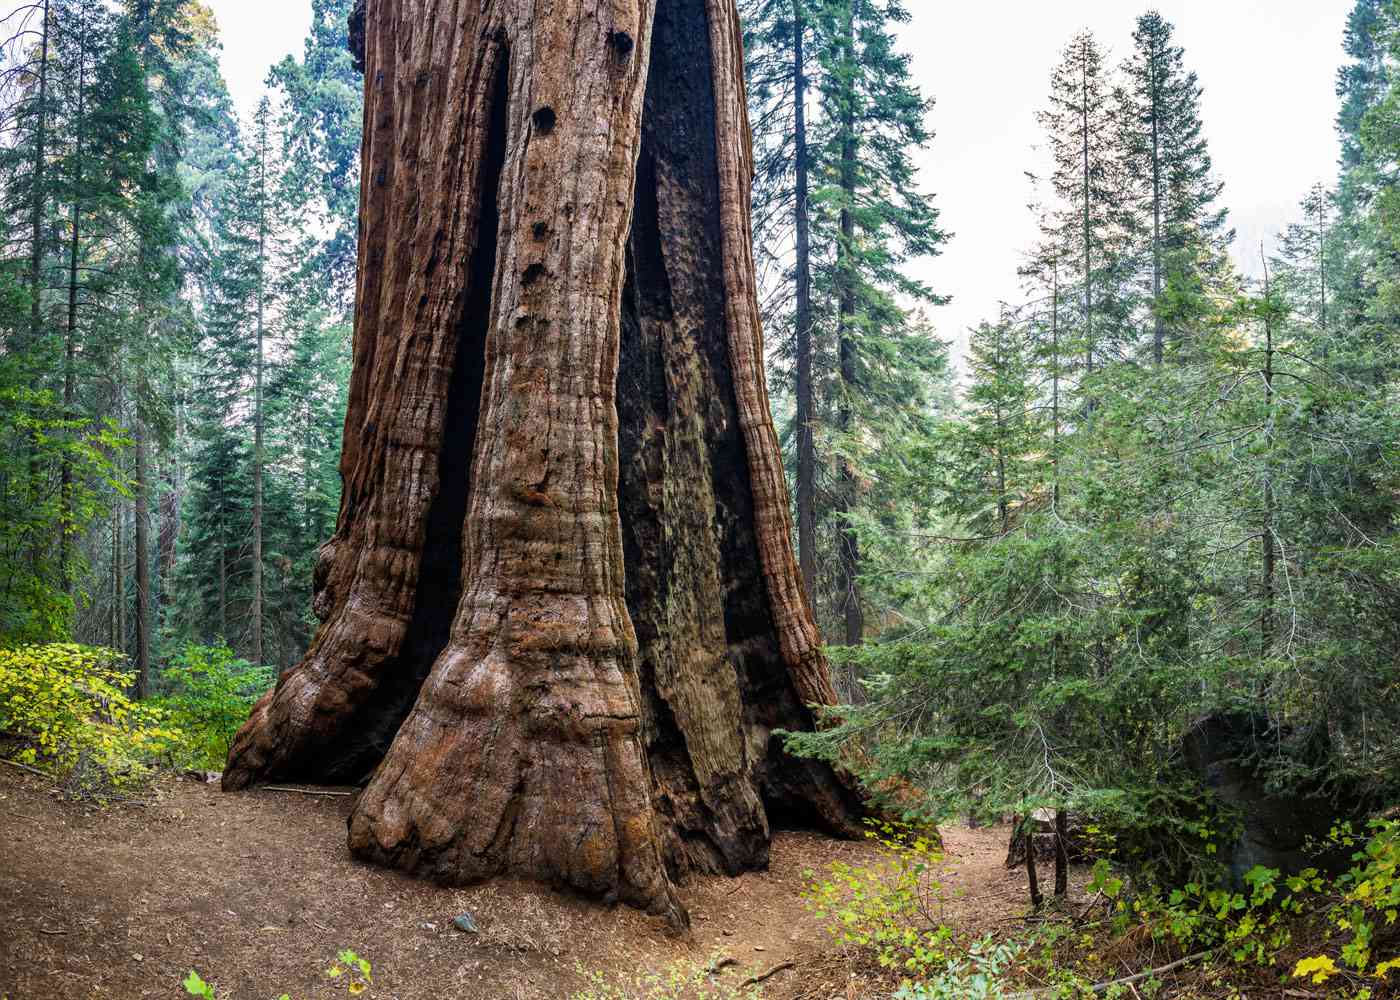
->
0;767;1088;1000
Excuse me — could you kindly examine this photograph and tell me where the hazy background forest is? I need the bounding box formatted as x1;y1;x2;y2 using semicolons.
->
2;0;1400;995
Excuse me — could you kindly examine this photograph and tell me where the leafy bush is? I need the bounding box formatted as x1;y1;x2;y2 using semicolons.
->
802;821;954;979
892;937;1023;1000
156;644;275;768
0;643;180;796
1083;819;1400;994
1292;820;1400;989
570;956;763;1000
1090;857;1311;970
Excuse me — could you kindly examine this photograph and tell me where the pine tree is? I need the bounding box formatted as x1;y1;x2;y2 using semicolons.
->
1329;0;1395;339
0;1;60;582
50;0;170;599
815;0;947;643
742;0;822;601
1038;30;1122;382
0;1;55;360
249;99;269;668
268;0;363;306
744;0;946;643
1116;11;1230;364
1338;0;1392;172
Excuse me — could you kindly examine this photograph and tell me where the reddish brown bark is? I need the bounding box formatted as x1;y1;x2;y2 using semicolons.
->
224;0;863;922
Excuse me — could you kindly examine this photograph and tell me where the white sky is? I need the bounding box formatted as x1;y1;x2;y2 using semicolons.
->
205;0;312;109
206;0;1349;358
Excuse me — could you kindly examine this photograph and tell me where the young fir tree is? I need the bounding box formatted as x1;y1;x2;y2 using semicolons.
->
1116;11;1231;364
945;316;1042;537
1272;183;1335;358
1019;189;1070;509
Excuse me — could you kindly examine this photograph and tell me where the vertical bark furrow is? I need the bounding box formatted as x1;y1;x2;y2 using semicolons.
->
347;0;684;926
224;0;506;788
704;0;830;710
616;0;862;881
618;2;768;874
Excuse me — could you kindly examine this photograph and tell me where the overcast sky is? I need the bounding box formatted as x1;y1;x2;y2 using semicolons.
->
205;0;1351;357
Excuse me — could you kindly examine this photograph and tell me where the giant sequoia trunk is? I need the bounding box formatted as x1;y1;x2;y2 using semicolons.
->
223;0;863;923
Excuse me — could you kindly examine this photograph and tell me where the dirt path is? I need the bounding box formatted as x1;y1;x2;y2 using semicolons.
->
0;770;1059;999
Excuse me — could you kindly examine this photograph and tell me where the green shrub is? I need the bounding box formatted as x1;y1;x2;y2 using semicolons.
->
0;643;180;797
156;644;275;769
802;821;954;979
1292;819;1400;990
892;937;1023;1000
1090;857;1312;970
1085;819;1400;994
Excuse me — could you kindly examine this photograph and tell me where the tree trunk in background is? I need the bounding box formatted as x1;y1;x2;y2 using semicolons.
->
21;1;51;573
27;0;49;351
1025;815;1043;909
113;435;125;656
1053;807;1068;897
1050;258;1061;507
216;530;227;641
792;0;817;604
110;503;121;649
1261;254;1276;657
1316;186;1327;338
250;128;268;668
1149;46;1163;367
224;0;863;923
59;30;85;593
133;416;152;697
158;451;180;629
835;0;862;646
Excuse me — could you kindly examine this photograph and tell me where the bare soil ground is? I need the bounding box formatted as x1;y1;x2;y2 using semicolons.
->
0;768;1073;1000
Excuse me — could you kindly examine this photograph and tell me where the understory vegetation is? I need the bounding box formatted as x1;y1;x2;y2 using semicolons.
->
0;0;1398;996
797;820;1400;997
0;641;271;794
